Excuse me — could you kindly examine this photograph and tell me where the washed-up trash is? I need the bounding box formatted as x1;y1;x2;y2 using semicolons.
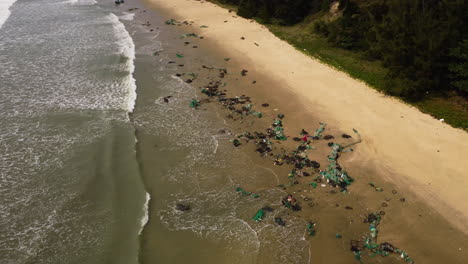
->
200;25;209;28
153;51;161;56
275;217;286;226
310;182;318;188
224;58;230;61
342;134;352;138
252;209;265;221
235;187;259;198
165;19;179;25
175;203;190;211
189;99;201;108
186;73;197;77
314;122;326;138
369;182;383;192
354;212;415;263
336;233;343;238
231;139;241;147
180;33;201;38
306;222;316;236
282;195;301;211
323;135;334;140
176;53;184;58
241;69;248;76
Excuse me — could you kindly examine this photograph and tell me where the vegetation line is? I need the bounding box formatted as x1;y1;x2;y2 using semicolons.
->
206;0;468;130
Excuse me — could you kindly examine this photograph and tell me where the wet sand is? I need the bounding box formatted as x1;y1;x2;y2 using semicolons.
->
126;0;468;263
145;0;468;234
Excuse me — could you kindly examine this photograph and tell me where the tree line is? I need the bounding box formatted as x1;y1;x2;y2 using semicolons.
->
219;0;468;99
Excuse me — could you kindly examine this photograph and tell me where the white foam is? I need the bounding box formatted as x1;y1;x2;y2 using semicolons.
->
65;0;97;5
109;13;137;113
139;192;150;235
120;12;135;21
0;0;18;29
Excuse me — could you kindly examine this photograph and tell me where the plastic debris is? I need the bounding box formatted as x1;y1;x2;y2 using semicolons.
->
224;58;231;61
336;233;343;239
369;182;383;192
235;187;259;198
310;182;318;188
275;217;286;226
180;33;201;38
314;122;326;138
189;99;201;108
306;222;316;236
165;19;178;25
252;209;265;221
176;53;184;58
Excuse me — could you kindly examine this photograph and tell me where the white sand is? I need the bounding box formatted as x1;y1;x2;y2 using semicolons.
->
147;0;468;232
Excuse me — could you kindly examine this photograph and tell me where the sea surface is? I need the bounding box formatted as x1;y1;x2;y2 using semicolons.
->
0;0;145;263
0;1;312;263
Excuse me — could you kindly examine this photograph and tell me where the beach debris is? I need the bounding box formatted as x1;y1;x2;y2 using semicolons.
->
252;209;265;221
153;51;162;56
241;36;245;40
165;19;179;25
235;187;259;198
180;33;202;39
336;233;343;239
175;203;191;212
314;122;326;139
342;133;352;138
241;69;248;76
274;217;286;226
189;99;201;108
351;212;415;263
369;182;384;192
231;139;242;147
254;42;259;46
282;194;301;211
176;53;184;58
192;46;198;48
162;96;172;103
306;222;316;236
200;25;209;28
323;135;334;140
224;58;230;61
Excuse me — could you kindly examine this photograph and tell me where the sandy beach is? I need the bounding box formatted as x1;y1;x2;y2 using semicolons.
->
145;0;468;234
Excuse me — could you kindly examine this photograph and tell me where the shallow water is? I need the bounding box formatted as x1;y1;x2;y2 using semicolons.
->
0;0;144;263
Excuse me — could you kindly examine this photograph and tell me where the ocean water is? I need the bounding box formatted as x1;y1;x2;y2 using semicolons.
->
1;1;314;263
0;0;145;263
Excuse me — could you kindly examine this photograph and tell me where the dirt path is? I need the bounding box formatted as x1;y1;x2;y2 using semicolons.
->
146;0;468;234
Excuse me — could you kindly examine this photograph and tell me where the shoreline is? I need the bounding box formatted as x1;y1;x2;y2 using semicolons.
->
144;0;468;234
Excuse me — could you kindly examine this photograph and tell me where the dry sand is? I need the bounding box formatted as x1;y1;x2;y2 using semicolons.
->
146;0;468;233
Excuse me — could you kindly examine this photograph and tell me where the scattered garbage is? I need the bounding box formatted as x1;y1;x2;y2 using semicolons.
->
314;122;326;139
224;58;230;61
200;25;209;28
176;203;191;211
180;33;202;39
252;209;265;221
336;233;343;239
350;212;415;263
176;53;184;58
275;217;286;226
235;187;259;198
369;182;383;192
231;139;241;147
282;194;301;211
165;19;179;25
306;222;316;236
241;69;248;76
189;99;201;108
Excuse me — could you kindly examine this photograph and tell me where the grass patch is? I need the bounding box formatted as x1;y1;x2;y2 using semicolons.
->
206;0;468;130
